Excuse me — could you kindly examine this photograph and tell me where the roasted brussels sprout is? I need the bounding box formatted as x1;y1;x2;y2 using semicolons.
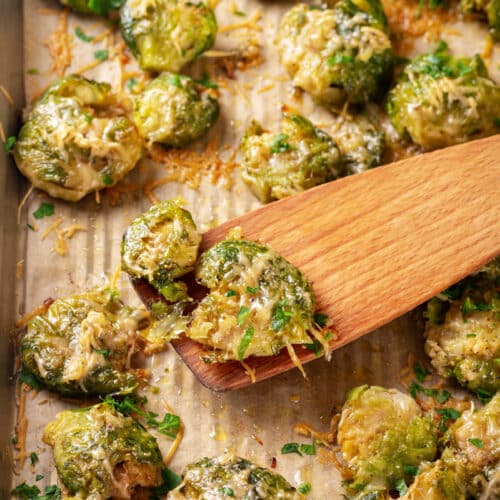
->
337;385;438;498
402;448;468;500
461;0;500;40
43;402;163;498
120;0;217;73
168;454;302;499
277;1;393;106
13;75;143;201
424;258;500;399
21;287;149;395
189;238;320;361
387;47;500;150
59;0;125;15
333;112;385;174
121;200;201;302
132;73;219;147
240;111;343;202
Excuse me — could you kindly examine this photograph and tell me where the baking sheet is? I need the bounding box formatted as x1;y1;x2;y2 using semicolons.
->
10;0;500;496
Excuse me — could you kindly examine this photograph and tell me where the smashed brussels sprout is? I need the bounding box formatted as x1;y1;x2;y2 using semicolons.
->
120;0;217;73
424;258;500;399
59;0;125;15
121;200;201;302
43;402;163;498
241;111;343;202
133;73;219;147
334;111;385;174
21;287;149;395
387;48;500;150
189;239;319;361
277;1;393;106
168;454;302;499
13;75;143;201
406;393;500;499
337;385;437;497
462;0;500;40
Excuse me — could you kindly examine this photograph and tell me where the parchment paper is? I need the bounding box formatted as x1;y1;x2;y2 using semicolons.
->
14;0;499;497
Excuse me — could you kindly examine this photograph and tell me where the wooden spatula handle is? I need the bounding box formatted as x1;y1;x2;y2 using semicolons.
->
138;136;500;391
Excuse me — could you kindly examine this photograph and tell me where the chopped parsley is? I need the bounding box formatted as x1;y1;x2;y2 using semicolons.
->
408;382;451;404
127;77;138;91
417;0;445;18
219;486;235;496
26;223;35;231
75;26;94;42
313;312;328;327
271;300;293;331
82;111;93;124
237;306;250;326
413;362;431;382
436;407;461;431
494;117;500;127
27;68;39;75
168;74;182;87
12;483;61;500
102;173;113;186
225;289;237;297
281;441;316;456
35;475;44;482
94;347;110;359
246;286;259;294
462;296;492;316
33;202;55;220
3;135;16;153
270;133;291;154
195;72;219;89
298;483;312;494
468;438;484;449
304;339;323;357
104;395;180;439
281;442;302;455
238;326;254;360
30;452;38;465
94;49;109;61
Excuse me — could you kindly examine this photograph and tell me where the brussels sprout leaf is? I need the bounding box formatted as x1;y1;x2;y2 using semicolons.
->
19;365;43;390
32;202;54;220
150;468;182;498
238;326;254;360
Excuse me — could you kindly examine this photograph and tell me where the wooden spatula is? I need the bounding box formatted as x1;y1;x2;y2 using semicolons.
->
133;135;500;391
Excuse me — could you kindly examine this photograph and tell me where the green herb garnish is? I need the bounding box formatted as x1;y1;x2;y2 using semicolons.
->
94;49;109;61
403;464;419;476
237;306;250;326
168;74;182;87
3;135;16;153
298;483;312;494
30;452;38;465
413;362;431;382
219;486;235;496
270;133;291;154
468;438;484;449
281;442;302;455
102;173;113;186
238;326;254;360
394;478;408;496
75;26;94;42
195;72;219;89
33;202;55;220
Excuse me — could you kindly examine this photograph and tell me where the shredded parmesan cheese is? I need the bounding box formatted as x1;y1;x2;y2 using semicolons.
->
44;8;72;76
0;85;14;106
240;360;256;383
218;10;262;33
16;260;24;280
40;217;63;240
17;185;34;225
